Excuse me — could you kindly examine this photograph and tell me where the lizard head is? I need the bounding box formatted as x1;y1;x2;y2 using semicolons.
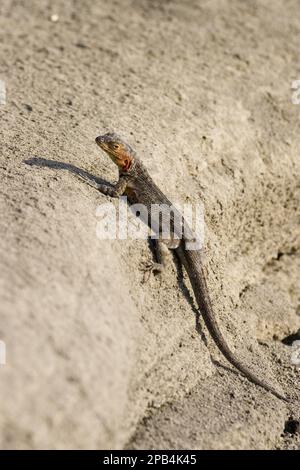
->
95;132;135;172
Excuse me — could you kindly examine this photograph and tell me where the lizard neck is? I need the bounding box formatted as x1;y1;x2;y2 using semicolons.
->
120;157;138;176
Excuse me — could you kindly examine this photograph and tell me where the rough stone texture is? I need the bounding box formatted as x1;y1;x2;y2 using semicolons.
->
0;0;299;449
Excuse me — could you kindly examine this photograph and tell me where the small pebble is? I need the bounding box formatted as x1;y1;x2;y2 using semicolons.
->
76;42;88;49
50;14;59;22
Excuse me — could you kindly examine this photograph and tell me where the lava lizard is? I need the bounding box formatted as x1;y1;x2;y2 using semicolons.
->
86;131;288;403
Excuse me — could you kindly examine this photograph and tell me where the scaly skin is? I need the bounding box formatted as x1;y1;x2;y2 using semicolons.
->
92;132;288;403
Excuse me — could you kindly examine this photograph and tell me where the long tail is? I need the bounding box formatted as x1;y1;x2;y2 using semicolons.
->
177;246;288;403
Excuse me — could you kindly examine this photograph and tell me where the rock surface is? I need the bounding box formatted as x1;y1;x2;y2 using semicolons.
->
0;0;299;449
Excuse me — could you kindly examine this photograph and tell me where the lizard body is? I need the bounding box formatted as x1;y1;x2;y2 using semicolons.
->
92;132;288;403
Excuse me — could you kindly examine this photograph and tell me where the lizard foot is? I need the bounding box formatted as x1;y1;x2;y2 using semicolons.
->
139;260;163;283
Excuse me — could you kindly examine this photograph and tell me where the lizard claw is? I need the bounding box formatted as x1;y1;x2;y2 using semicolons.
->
139;260;163;283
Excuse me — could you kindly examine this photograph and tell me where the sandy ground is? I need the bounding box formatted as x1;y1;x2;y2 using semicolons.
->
0;0;300;450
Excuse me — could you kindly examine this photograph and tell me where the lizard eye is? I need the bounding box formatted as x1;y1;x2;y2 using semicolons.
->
112;143;120;149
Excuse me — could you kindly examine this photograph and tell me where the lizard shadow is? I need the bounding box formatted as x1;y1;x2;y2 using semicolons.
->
171;253;240;377
23;157;109;187
146;238;201;330
147;239;210;349
172;252;209;348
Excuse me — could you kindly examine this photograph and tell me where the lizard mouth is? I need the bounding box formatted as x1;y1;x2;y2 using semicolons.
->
95;138;111;155
95;135;105;147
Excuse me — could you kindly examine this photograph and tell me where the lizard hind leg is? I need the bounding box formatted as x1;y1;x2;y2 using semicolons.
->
139;239;168;283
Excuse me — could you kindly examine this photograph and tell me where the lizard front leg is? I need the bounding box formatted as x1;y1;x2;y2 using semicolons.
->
97;177;129;197
83;175;129;198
